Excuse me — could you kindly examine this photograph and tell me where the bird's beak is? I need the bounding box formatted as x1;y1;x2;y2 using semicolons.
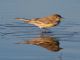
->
60;17;64;21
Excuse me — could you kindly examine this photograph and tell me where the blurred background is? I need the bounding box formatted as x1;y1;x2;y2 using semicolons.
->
0;0;80;60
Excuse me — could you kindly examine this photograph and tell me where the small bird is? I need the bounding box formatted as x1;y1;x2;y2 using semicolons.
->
16;14;63;29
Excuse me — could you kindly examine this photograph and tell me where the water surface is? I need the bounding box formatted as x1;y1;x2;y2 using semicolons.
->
0;0;80;60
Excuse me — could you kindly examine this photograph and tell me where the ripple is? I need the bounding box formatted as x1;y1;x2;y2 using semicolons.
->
0;21;80;42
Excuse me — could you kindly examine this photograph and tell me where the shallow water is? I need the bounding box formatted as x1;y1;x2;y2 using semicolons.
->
0;0;80;60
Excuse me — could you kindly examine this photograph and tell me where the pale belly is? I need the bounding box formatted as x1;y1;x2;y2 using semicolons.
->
34;23;54;28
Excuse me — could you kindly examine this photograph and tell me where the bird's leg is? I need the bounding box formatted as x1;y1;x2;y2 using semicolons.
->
41;28;52;33
41;28;47;33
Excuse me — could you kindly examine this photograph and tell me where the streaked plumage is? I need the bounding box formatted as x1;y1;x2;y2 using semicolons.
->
16;14;63;28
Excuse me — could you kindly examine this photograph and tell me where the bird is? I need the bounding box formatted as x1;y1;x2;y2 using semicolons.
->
16;14;63;29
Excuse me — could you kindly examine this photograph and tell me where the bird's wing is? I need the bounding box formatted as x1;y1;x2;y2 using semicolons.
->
35;17;56;24
32;18;40;20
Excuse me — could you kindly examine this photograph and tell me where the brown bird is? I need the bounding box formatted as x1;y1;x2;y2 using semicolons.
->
16;35;63;52
16;14;63;28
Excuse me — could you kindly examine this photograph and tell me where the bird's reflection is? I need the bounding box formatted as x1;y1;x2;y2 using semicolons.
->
17;32;63;52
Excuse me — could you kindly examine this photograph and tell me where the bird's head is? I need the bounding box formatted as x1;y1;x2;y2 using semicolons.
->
53;47;63;52
53;14;64;21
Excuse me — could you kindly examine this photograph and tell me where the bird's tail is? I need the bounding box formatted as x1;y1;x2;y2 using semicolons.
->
16;18;30;23
16;40;37;46
16;41;31;44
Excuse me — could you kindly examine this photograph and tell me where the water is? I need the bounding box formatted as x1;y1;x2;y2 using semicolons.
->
0;0;80;60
